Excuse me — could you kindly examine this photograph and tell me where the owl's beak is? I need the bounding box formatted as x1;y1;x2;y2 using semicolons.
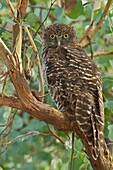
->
57;36;61;46
58;41;61;46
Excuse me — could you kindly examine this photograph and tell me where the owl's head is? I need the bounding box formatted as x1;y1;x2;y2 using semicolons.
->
42;24;78;48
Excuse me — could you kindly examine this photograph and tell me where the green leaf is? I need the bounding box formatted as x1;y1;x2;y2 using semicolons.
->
25;12;38;25
13;114;24;130
94;9;102;25
19;162;36;170
54;7;64;19
6;19;16;25
104;101;113;110
66;0;83;19
109;60;113;69
108;125;113;141
2;32;12;40
68;156;83;170
22;22;30;28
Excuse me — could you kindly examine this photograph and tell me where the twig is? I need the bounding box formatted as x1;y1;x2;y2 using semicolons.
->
44;138;56;147
88;51;113;58
28;5;55;10
5;0;14;15
0;26;12;33
70;132;75;170
0;109;16;140
5;0;44;98
24;27;44;100
47;124;65;145
79;20;94;44
1;74;8;97
5;0;22;72
91;0;112;37
1;131;37;146
87;35;93;58
33;0;56;38
4;131;38;145
0;38;17;68
0;70;9;80
2;131;56;146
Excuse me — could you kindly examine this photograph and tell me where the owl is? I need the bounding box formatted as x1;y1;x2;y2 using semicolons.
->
42;23;104;160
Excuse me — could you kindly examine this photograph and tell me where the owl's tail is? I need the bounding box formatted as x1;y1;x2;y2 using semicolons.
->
75;93;104;160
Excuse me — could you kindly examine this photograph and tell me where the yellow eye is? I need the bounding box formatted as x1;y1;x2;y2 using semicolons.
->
50;34;56;39
63;34;69;39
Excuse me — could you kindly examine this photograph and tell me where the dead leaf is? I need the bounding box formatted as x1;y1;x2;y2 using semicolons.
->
57;0;65;8
65;0;77;14
93;0;101;11
17;0;28;19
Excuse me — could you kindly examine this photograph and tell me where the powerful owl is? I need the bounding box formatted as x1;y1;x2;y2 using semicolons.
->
42;23;104;160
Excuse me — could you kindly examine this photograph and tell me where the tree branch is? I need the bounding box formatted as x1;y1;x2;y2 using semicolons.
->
88;51;113;58
80;0;112;47
0;94;70;131
0;95;22;109
24;27;44;99
6;0;44;99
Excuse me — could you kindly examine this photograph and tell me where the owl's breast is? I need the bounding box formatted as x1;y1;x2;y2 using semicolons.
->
43;46;98;112
43;47;80;111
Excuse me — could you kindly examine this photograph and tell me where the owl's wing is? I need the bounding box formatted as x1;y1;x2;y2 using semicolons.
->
70;47;104;160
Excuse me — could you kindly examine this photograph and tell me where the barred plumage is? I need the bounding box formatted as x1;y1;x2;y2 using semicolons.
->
42;24;104;160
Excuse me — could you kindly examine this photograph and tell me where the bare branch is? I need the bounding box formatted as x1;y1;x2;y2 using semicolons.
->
5;0;14;15
6;0;44;99
28;5;55;10
24;27;44;100
17;0;28;19
88;51;113;57
47;124;65;144
33;0;56;38
70;132;75;170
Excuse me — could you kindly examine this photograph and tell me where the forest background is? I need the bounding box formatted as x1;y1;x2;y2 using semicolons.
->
0;0;113;170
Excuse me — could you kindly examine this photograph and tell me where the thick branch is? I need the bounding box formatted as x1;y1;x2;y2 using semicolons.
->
0;95;70;131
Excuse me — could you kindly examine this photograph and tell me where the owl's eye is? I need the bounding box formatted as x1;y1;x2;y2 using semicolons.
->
50;34;56;39
63;34;69;39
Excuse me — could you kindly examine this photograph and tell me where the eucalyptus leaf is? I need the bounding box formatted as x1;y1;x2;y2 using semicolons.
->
54;7;64;19
108;125;113;141
104;101;113;110
13;115;24;130
66;0;83;19
25;12;38;25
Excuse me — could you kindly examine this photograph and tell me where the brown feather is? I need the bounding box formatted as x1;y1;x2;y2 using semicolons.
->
42;23;104;160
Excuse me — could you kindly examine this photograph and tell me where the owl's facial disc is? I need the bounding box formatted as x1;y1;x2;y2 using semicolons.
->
50;34;71;47
43;24;78;48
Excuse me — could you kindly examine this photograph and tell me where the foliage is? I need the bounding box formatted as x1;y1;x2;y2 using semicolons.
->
0;0;113;169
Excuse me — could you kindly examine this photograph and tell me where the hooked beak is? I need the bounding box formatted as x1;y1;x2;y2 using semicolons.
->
58;41;61;46
57;36;62;46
